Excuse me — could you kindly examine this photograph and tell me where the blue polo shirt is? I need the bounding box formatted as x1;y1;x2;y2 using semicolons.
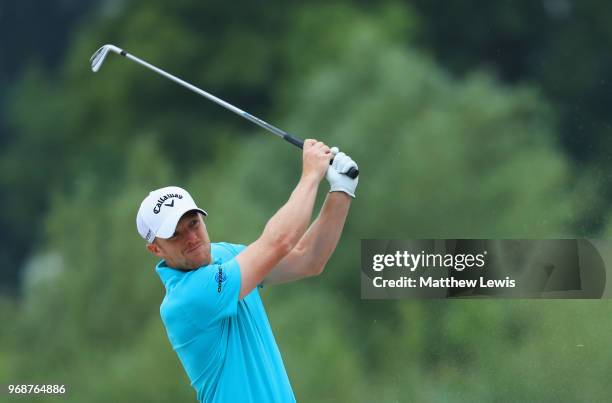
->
156;242;295;403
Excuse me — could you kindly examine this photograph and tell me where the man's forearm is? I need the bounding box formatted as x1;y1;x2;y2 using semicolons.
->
292;192;351;273
261;175;320;251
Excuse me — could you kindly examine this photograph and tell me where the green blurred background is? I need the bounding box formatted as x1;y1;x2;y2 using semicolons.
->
2;0;612;401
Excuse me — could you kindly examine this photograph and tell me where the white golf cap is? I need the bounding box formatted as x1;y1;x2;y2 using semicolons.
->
136;186;207;243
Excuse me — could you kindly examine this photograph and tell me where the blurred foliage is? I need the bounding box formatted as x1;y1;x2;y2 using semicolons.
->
412;0;612;232
2;0;612;402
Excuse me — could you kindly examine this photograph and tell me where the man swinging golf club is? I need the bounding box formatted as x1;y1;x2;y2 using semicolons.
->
136;139;358;402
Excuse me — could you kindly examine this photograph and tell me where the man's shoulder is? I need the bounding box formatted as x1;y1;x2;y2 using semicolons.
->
212;242;246;259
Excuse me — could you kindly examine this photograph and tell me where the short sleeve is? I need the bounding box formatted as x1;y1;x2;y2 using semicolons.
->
222;243;264;289
220;242;246;256
184;258;242;324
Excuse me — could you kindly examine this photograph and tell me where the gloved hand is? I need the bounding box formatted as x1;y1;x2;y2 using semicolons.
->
326;147;359;198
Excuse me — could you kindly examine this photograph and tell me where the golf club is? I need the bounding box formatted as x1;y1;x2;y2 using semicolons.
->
90;44;359;179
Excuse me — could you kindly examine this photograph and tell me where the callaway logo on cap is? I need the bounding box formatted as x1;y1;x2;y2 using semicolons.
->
136;186;207;243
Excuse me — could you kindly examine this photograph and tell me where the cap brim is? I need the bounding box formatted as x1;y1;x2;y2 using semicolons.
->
156;208;207;240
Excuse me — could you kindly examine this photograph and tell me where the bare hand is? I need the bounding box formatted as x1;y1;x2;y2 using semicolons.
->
301;139;332;183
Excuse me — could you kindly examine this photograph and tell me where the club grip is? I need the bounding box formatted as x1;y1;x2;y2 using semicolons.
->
283;134;359;179
284;135;304;148
345;167;359;179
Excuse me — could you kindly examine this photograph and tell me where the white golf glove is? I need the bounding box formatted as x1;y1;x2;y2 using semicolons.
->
326;147;358;198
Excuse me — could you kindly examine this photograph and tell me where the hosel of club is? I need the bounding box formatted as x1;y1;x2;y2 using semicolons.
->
90;44;359;179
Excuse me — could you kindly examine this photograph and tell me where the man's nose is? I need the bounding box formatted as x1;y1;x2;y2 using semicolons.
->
185;229;198;243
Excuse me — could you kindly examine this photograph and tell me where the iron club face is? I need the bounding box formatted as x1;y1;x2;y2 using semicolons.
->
90;44;124;72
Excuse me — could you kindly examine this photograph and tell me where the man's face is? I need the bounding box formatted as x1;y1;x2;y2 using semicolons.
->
147;211;212;269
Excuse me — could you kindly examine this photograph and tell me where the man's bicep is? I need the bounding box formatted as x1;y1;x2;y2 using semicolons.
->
262;250;311;286
236;238;286;299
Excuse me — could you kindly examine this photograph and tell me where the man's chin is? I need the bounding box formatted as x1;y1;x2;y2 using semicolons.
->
186;254;211;270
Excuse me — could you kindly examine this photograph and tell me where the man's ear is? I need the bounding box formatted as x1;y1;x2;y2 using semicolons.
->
147;242;163;258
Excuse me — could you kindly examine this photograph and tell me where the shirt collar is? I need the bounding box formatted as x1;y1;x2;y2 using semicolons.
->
155;255;221;287
155;260;183;286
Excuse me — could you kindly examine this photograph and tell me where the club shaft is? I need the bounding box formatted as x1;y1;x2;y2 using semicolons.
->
122;52;305;148
105;47;358;178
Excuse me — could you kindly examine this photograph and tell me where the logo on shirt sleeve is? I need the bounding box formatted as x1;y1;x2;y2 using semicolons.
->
215;266;227;293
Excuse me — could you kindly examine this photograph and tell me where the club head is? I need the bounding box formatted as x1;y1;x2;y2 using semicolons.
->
90;44;123;72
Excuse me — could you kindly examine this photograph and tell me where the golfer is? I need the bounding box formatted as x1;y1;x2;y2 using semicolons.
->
136;139;358;402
